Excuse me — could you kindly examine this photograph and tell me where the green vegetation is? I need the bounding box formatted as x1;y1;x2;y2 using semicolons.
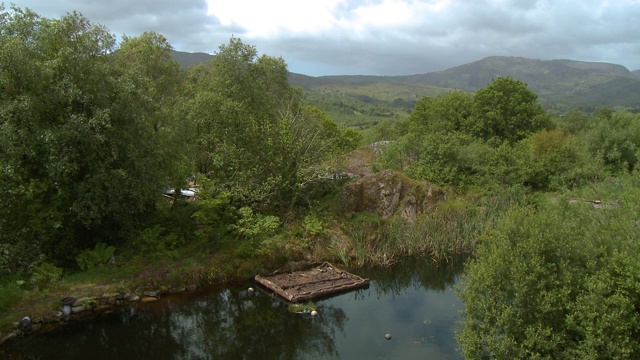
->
2;6;640;358
299;81;447;130
75;243;116;271
369;75;640;357
0;6;360;330
457;174;640;358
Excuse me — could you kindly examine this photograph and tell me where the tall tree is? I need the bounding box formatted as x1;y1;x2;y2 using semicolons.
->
115;32;187;187
409;90;473;135
116;32;181;133
181;37;355;211
467;76;551;145
0;7;165;268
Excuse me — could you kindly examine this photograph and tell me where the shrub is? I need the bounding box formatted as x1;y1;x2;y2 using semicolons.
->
76;243;116;271
30;261;63;288
133;225;181;260
231;207;281;257
457;176;640;358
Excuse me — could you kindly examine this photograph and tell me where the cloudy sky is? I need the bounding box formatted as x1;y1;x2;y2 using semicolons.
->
15;0;640;76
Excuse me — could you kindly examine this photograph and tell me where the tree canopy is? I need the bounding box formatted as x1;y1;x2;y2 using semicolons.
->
0;7;359;271
0;7;171;266
469;76;551;145
180;37;360;211
379;77;594;189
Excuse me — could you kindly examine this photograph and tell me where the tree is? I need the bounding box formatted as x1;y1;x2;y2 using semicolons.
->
467;76;551;145
409;90;473;135
181;37;354;211
396;131;491;187
115;32;187;188
386;81;555;188
0;7;166;268
116;32;181;133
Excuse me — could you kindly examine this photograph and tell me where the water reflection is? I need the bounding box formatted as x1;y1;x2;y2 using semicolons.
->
0;258;464;359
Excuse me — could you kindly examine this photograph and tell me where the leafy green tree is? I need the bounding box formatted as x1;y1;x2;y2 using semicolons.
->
181;37;355;211
467;76;551;145
0;7;165;268
557;109;590;135
116;32;181;133
384;80;556;188
482;142;530;187
361;117;408;144
409;90;473;135
397;131;491;187
115;32;187;188
524;129;582;189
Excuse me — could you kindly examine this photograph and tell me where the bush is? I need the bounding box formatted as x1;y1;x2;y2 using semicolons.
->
582;110;640;171
76;243;116;271
231;207;281;257
133;225;181;260
402;132;491;187
30;261;63;288
457;176;640;358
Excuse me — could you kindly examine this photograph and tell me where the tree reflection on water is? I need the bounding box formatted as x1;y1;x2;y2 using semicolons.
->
162;288;347;359
356;256;465;296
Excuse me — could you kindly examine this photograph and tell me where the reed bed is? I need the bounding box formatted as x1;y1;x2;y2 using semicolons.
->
333;186;530;267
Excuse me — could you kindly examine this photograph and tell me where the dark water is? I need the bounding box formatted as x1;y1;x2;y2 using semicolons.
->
0;259;464;360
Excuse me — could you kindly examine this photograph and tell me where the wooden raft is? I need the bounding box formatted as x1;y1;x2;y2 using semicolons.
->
255;262;369;303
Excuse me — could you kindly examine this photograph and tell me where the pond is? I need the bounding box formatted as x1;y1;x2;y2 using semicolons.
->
0;258;465;359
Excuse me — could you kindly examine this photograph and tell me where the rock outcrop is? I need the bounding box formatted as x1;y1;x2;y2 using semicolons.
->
340;169;446;220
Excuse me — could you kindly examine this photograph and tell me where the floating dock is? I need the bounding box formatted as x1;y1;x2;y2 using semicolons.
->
255;262;369;303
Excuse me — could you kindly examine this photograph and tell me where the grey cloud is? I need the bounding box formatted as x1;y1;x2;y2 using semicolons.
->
20;0;233;52
13;0;640;75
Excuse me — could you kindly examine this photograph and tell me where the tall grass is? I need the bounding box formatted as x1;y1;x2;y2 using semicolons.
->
334;185;531;266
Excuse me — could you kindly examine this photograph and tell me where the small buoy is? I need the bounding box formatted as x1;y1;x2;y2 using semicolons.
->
311;310;318;317
385;333;392;340
248;287;254;293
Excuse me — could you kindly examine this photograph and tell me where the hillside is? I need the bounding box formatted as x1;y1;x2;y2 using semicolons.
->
400;56;640;110
171;50;213;69
290;56;640;121
172;51;640;126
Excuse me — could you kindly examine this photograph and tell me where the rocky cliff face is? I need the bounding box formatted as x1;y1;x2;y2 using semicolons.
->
340;169;446;221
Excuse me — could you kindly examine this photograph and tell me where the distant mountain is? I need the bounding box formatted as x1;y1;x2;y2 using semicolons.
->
289;56;640;112
172;50;640;118
396;56;640;109
171;50;213;69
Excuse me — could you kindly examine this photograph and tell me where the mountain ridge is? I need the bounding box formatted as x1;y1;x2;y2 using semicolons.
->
172;50;640;113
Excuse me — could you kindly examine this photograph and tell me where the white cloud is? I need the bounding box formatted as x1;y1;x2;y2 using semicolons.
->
206;0;344;36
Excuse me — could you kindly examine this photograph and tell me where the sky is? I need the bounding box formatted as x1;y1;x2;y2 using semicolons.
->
13;0;640;76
